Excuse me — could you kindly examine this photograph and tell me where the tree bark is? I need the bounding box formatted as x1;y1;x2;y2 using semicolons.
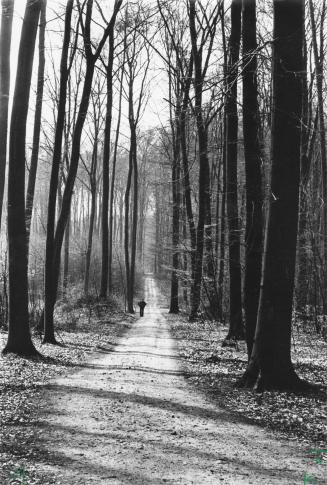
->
169;113;181;314
242;0;263;357
100;18;117;298
241;0;306;391
3;0;41;356
25;0;46;249
43;0;74;344
224;0;244;340
189;0;216;320
109;55;124;293
308;0;327;299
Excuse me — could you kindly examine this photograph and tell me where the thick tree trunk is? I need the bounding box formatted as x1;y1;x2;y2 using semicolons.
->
25;0;46;249
224;0;244;341
0;0;14;231
242;0;263;357
241;0;306;391
3;0;41;356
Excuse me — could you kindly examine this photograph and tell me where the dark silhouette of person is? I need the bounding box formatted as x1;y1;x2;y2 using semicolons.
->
138;299;147;317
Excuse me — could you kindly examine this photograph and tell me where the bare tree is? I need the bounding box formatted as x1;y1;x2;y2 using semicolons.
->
26;0;47;249
240;0;307;391
123;5;150;313
224;0;244;341
3;0;42;356
242;0;263;357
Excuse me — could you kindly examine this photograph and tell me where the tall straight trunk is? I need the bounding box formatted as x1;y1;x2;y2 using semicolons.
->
180;54;196;277
189;0;214;320
242;0;263;357
296;22;316;310
131;128;138;309
297;111;318;307
217;6;228;323
242;0;305;391
84;187;96;295
308;0;327;294
84;140;98;295
124;136;133;313
3;0;41;356
25;0;46;248
169;116;181;314
43;0;122;342
218;130;226;322
0;0;14;231
44;60;96;341
109;57;124;293
43;0;73;343
225;0;244;340
62;210;70;292
100;23;116;298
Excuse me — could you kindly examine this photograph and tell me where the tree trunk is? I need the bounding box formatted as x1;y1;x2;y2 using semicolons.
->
180;54;196;279
84;187;96;295
241;0;306;391
169;117;181;314
109;56;124;293
25;0;46;249
124;143;133;312
62;210;70;293
43;0;74;344
224;0;244;341
308;0;327;299
3;0;41;356
100;22;116;298
189;0;215;320
0;0;14;231
43;0;122;342
242;0;263;357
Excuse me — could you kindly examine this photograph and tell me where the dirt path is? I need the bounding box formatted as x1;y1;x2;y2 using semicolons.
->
33;276;325;484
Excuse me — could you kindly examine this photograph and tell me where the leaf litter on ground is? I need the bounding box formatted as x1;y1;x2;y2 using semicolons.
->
167;313;327;451
0;297;135;484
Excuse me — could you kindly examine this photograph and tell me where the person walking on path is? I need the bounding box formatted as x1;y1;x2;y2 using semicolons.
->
138;299;147;317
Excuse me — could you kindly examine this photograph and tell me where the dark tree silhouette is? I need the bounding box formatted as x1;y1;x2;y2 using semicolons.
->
224;0;244;342
3;0;42;356
241;0;306;391
242;0;263;357
100;5;119;298
43;0;123;342
43;0;74;344
26;0;47;249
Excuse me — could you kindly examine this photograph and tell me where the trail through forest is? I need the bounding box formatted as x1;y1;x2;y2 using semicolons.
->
31;276;325;484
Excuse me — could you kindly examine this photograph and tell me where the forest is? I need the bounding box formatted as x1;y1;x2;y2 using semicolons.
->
0;0;326;484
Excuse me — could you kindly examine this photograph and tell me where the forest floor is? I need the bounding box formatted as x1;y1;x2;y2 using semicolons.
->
0;276;326;484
